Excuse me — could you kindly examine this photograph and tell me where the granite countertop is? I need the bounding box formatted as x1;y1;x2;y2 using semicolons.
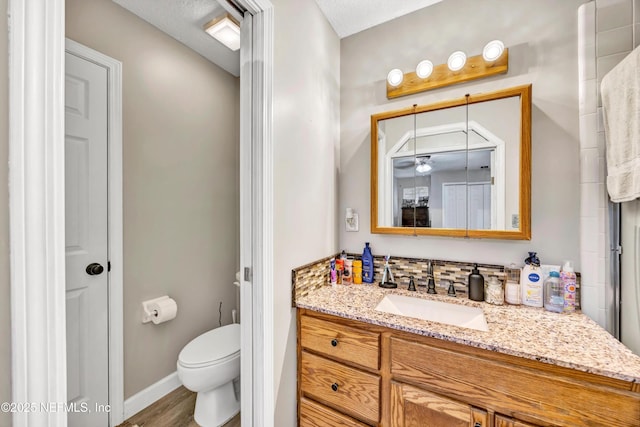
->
296;284;640;384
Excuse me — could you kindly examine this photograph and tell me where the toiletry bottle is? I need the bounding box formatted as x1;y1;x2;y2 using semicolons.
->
505;263;521;305
335;257;344;285
561;261;577;313
521;252;543;307
343;257;353;285
543;271;563;313
468;264;485;301
329;258;337;286
352;259;362;284
362;242;374;283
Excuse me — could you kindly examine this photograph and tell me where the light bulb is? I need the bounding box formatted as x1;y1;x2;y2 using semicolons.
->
387;68;404;87
483;40;504;62
416;163;432;173
447;51;467;72
415;60;433;79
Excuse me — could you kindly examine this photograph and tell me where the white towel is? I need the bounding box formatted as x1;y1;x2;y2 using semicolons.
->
601;46;640;203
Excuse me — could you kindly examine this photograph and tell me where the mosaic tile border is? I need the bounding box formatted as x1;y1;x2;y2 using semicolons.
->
291;254;581;308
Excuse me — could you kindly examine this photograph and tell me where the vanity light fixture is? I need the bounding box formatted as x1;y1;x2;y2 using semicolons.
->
386;39;509;99
415;60;434;79
204;13;240;51
447;51;467;72
387;68;404;87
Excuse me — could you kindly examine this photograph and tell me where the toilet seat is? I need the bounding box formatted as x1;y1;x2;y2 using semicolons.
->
178;323;240;368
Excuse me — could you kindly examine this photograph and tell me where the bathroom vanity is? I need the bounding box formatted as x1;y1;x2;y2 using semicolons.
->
296;286;640;427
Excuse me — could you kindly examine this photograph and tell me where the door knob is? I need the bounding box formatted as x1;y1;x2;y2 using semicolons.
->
86;263;104;275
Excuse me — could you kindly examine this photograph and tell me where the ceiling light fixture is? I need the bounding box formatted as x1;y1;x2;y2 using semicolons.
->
415;60;434;79
482;40;505;62
416;163;432;174
387;68;404;87
204;13;240;51
447;51;467;72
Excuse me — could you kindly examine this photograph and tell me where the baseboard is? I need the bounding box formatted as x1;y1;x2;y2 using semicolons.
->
123;371;181;420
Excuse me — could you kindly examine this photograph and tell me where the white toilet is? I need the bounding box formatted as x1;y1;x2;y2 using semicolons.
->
177;323;240;427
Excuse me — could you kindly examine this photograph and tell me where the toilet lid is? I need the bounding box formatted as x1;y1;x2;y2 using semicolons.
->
179;323;240;368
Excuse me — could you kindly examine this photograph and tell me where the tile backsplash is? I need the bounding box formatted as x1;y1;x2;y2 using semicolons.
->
292;253;581;308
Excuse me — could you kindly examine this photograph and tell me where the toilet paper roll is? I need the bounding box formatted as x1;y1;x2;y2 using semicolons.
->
149;297;177;324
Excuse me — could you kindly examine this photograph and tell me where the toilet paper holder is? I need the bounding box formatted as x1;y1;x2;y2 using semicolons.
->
142;295;174;323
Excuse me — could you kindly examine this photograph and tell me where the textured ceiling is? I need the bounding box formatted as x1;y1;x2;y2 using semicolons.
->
113;0;240;76
111;0;445;76
314;0;444;38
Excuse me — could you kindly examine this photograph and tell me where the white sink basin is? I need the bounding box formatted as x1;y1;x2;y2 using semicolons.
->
374;294;488;332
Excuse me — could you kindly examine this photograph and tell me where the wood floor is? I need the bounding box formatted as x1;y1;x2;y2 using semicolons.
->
117;386;240;427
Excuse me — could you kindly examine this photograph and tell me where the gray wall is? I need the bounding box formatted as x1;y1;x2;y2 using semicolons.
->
271;0;341;425
340;0;587;269
0;0;11;424
67;0;240;398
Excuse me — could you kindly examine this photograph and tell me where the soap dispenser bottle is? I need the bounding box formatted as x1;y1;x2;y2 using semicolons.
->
468;264;485;301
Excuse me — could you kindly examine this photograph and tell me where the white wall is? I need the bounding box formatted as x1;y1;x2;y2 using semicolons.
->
340;0;587;269
66;0;240;398
271;0;341;425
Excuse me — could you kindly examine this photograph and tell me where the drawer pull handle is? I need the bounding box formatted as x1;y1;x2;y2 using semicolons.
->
474;423;482;427
331;383;339;392
331;339;338;347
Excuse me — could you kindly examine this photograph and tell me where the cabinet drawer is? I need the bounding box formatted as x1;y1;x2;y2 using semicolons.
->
495;414;541;427
390;337;640;426
300;397;369;427
300;315;380;370
301;351;380;425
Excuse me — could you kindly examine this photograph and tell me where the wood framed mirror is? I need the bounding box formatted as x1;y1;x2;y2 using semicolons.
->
371;84;531;239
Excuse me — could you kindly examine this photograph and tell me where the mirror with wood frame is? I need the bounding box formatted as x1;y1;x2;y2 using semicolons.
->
371;84;531;239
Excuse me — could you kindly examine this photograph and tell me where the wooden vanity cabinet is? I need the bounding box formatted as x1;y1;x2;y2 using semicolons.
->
297;309;640;427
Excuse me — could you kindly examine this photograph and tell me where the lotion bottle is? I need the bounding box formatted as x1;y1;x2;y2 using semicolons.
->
521;252;543;307
362;242;374;284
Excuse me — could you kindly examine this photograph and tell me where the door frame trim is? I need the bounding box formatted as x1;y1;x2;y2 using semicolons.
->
9;1;273;426
65;39;125;426
8;1;67;425
236;1;274;426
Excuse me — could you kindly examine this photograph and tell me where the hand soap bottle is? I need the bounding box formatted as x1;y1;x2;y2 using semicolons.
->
468;264;485;301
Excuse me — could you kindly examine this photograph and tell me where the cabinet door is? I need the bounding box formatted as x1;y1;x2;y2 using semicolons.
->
390;382;488;427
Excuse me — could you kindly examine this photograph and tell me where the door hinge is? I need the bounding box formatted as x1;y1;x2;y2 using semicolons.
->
244;267;252;282
612;245;623;255
108;261;111;272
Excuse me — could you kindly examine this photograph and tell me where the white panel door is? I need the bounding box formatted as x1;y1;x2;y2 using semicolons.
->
65;51;110;426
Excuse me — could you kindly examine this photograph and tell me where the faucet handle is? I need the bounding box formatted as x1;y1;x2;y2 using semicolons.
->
446;280;456;297
408;276;416;291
